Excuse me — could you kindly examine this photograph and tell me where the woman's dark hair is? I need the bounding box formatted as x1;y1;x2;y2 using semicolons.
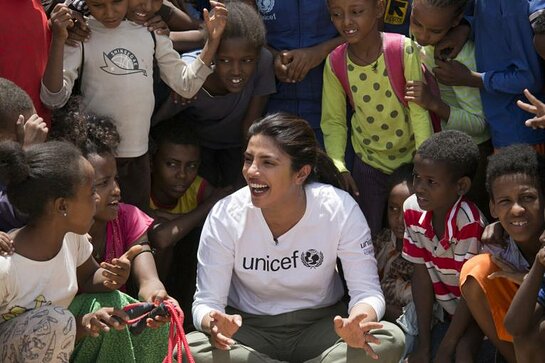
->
51;98;120;157
0;141;87;221
248;113;343;189
205;1;266;49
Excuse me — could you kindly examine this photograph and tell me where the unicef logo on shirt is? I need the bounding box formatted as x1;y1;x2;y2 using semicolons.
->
301;249;324;269
100;48;147;77
257;0;274;14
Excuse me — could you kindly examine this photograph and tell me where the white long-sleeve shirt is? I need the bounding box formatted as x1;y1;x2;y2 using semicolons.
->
41;18;212;157
192;183;385;331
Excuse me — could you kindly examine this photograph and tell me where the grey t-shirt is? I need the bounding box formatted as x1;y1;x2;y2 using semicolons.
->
154;47;276;149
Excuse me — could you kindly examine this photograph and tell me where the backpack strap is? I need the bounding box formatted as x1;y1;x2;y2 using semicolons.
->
382;32;407;107
423;66;442;132
329;43;354;109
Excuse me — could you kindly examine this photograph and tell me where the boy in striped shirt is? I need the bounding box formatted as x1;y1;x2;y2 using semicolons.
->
402;130;486;362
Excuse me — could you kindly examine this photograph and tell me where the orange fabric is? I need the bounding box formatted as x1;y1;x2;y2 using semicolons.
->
460;254;519;342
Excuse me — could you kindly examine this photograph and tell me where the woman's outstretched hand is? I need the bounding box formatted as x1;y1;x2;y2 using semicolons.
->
208;310;242;350
334;313;383;359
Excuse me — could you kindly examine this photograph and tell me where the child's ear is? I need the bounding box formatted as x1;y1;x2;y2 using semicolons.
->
295;165;312;185
452;11;465;28
489;199;498;219
376;0;386;18
456;176;471;196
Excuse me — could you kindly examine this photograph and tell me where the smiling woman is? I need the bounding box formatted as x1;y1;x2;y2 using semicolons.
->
185;113;406;363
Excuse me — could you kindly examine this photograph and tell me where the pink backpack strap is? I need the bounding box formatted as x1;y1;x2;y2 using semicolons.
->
383;32;408;107
329;43;354;109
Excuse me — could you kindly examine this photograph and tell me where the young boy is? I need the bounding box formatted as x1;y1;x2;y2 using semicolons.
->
402;130;485;362
148;119;231;328
461;145;545;363
0;77;48;233
40;0;227;211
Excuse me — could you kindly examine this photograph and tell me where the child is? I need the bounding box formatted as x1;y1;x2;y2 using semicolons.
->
0;141;137;361
434;0;545;152
460;145;545;363
373;162;414;322
153;1;275;187
48;106;172;362
322;0;432;236
40;0;227;210
148;119;231;326
0;77;48;232
505;238;545;362
406;0;491;216
402;130;485;362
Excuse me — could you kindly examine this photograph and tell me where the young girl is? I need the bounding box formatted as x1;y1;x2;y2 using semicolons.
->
40;0;227;210
406;0;491;215
373;162;414;323
0;141;135;361
153;1;275;188
47;107;172;362
322;0;432;236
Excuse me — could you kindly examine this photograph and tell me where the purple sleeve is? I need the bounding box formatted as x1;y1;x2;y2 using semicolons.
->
0;188;25;232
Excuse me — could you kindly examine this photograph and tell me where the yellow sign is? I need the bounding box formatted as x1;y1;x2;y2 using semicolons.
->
384;0;409;26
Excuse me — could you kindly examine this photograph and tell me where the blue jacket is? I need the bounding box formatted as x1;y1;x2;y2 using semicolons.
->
473;0;545;146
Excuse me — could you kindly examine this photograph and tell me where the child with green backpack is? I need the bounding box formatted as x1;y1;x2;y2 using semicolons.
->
322;0;432;236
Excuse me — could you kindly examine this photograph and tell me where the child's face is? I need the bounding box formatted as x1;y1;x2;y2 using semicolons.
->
151;142;200;202
388;182;412;240
126;0;162;23
88;153;121;222
490;173;545;245
214;38;260;94
328;0;384;45
413;154;462;215
87;0;128;28
534;33;545;61
64;158;100;235
410;0;462;47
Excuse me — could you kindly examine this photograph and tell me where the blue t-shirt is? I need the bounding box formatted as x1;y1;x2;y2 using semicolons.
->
538;275;545;307
257;0;338;130
473;0;545;147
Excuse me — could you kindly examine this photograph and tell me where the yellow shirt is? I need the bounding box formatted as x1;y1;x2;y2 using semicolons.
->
150;175;207;214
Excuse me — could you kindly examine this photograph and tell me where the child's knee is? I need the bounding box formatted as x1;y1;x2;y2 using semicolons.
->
460;275;482;301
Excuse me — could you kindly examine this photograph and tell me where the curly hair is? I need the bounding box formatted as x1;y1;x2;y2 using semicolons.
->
416;130;480;181
416;0;469;16
486;144;545;198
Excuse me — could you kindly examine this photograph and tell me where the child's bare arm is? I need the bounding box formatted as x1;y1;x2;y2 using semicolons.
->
434;297;475;361
408;263;434;363
43;4;74;93
197;1;227;67
505;248;545;337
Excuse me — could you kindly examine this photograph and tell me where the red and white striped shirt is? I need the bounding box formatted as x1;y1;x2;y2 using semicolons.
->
402;194;485;315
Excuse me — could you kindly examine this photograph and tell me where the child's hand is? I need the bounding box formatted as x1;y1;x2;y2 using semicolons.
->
480;221;507;248
340;171;360;197
81;307;129;337
274;51;291;82
537;244;545;267
66;11;90;46
50;4;75;41
170;90;197;106
100;244;143;289
205;0;228;35
488;255;526;285
433;23;470;61
144;15;170;36
279;47;324;83
203;1;228;44
405;80;435;110
518;89;545;129
0;232;14;257
433;59;472;87
17;114;48;149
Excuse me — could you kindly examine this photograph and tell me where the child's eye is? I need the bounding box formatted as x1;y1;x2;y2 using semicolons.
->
166;161;177;168
242;58;255;64
352;9;364;15
218;58;230;64
522;195;536;202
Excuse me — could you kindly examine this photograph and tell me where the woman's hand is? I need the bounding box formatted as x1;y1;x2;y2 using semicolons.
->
0;232;14;256
333;313;383;359
142;289;175;329
100;244;143;289
208;310;242;350
518;89;545;129
81;307;129;338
